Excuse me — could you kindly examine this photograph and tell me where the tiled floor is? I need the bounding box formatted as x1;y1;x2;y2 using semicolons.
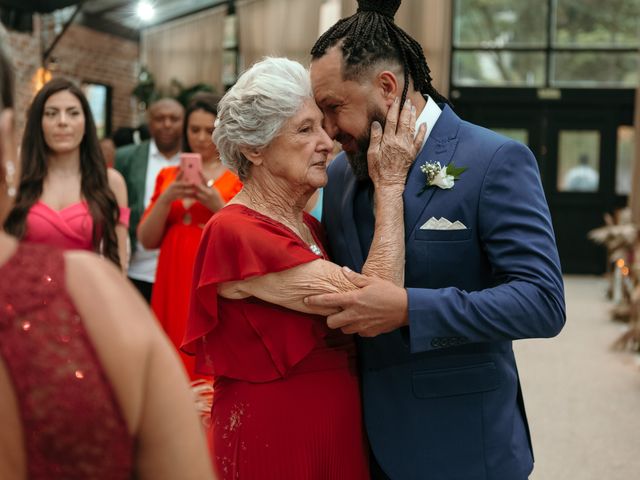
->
516;275;640;480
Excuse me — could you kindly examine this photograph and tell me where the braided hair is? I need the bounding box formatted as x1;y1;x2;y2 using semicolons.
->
311;0;450;107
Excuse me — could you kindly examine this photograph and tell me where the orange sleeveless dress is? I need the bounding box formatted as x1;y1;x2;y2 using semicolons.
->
144;166;242;379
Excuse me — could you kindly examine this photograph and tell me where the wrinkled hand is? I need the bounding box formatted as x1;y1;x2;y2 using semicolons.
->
194;175;225;212
159;170;195;205
305;267;409;337
367;97;427;189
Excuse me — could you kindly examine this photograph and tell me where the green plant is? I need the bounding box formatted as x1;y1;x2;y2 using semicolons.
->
132;66;216;107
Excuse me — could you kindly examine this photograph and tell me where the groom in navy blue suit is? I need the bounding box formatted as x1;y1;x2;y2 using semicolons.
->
307;1;565;479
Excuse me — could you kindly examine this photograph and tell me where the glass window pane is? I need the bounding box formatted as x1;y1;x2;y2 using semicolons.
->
552;52;638;88
616;126;634;195
453;51;545;87
81;83;108;139
557;130;600;192
454;0;548;47
494;128;529;145
554;0;640;48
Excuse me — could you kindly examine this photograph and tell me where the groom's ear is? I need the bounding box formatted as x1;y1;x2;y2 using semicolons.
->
375;70;400;106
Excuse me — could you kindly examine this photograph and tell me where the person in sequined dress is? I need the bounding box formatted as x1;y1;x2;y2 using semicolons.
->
0;34;216;480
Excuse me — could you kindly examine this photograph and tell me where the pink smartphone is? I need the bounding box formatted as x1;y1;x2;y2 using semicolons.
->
179;153;203;185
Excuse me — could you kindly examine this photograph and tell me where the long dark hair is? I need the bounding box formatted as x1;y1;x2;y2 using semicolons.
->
182;92;220;153
4;77;121;267
311;0;450;108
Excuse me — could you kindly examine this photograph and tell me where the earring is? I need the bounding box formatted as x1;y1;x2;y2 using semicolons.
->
5;159;16;197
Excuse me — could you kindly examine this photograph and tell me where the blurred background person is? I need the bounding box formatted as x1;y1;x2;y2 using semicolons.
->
115;98;184;302
562;153;599;192
138;92;241;379
100;136;116;168
113;126;136;148
0;30;215;480
112;125;151;149
4;77;129;272
304;142;340;220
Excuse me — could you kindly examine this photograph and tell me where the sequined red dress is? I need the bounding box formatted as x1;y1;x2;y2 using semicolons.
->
0;243;134;479
184;204;370;480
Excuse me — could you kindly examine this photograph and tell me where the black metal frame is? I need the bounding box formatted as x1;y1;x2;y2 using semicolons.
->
80;80;113;137
450;0;638;90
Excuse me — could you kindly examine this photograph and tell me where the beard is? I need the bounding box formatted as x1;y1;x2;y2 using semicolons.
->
343;104;387;182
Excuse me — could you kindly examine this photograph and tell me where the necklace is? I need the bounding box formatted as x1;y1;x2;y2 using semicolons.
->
235;192;324;258
277;217;324;258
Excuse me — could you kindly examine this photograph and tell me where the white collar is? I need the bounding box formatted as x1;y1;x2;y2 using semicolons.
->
415;94;442;151
149;139;161;158
149;139;180;161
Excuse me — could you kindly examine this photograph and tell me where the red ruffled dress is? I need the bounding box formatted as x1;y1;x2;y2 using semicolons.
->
183;204;369;480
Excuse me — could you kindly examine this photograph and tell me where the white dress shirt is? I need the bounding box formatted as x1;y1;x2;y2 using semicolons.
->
416;94;442;151
127;140;181;283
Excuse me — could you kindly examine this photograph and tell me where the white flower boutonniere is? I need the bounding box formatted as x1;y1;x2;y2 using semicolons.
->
419;161;467;193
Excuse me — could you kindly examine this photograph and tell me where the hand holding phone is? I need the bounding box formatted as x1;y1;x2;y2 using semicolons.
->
179;153;203;185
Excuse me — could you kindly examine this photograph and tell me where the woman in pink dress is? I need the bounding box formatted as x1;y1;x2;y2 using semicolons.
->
0;37;215;480
4;78;129;271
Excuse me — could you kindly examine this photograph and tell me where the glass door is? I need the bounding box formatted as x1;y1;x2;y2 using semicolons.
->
453;90;633;274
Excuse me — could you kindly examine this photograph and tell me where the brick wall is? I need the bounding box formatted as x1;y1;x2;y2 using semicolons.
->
6;24;41;136
7;16;139;137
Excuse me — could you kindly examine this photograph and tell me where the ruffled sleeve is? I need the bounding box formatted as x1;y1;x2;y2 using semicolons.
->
182;205;325;378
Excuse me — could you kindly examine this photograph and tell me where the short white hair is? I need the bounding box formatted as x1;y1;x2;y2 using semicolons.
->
213;57;312;180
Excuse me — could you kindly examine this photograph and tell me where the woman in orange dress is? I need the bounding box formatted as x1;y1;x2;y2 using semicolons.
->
138;93;241;379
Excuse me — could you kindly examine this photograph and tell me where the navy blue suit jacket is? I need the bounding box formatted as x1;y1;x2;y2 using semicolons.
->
322;105;565;480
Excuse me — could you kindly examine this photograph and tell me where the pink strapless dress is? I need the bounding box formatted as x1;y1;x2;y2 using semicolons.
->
23;201;130;251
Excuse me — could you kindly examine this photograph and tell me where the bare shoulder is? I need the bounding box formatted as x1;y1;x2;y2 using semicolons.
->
59;251;213;478
63;250;160;433
63;251;156;349
107;168;128;205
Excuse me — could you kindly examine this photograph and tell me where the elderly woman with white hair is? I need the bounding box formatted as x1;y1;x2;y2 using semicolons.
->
184;57;424;479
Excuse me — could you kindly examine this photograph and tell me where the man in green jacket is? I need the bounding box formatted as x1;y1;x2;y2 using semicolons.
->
115;98;184;302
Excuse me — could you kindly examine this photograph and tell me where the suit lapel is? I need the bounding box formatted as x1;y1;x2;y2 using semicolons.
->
133;142;151;212
335;105;462;264
404;105;461;237
339;164;365;269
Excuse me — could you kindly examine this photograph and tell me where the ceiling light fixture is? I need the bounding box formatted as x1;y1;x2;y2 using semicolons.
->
136;1;155;22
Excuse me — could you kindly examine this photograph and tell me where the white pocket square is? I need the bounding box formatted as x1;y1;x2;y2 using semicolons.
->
420;217;467;230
